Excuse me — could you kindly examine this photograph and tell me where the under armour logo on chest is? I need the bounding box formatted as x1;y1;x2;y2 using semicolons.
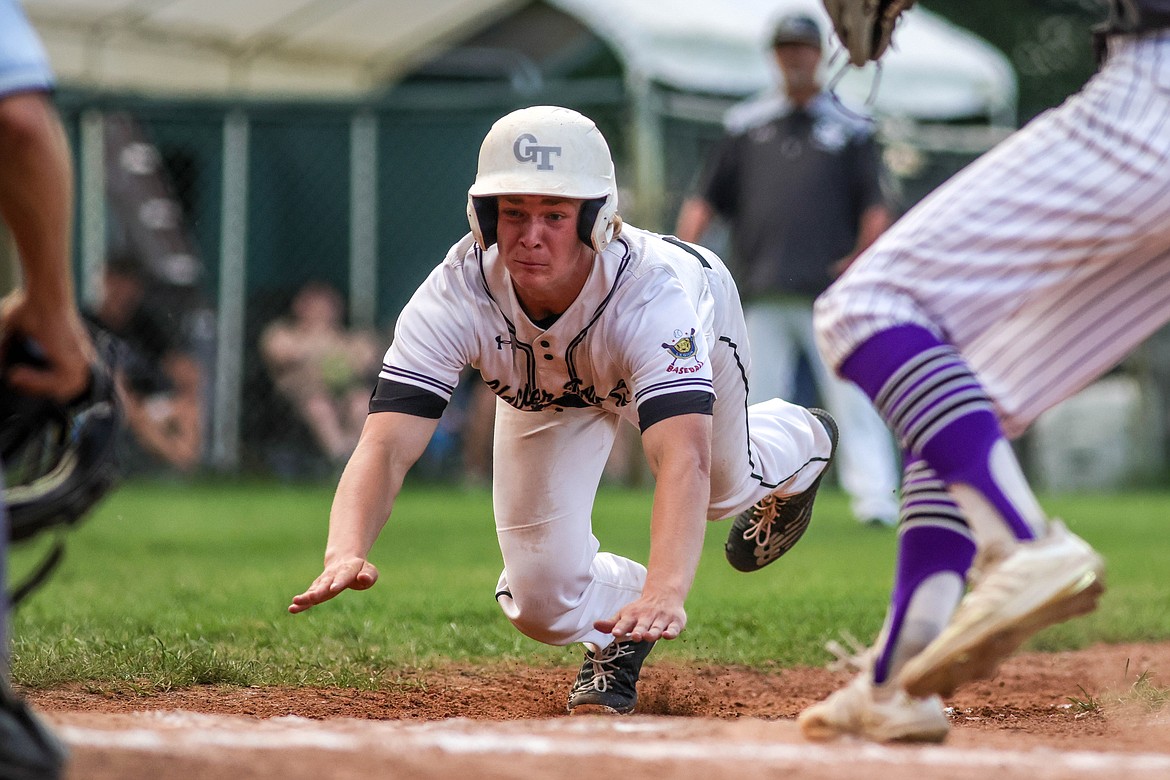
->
513;134;562;170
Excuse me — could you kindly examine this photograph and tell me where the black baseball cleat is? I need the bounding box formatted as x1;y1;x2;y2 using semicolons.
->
566;639;656;715
725;408;838;573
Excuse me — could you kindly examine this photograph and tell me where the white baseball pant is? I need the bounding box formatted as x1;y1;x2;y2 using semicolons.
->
492;389;830;648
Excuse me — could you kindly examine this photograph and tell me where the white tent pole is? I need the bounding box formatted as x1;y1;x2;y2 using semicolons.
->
211;110;249;471
349;110;378;329
78;109;105;309
628;71;667;232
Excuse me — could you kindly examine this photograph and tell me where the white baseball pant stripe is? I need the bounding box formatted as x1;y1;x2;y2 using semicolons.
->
815;31;1170;439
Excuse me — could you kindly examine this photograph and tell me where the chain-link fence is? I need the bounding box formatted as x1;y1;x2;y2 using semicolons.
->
55;88;630;482
58;84;1156;489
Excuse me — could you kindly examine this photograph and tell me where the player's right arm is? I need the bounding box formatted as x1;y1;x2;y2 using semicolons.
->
288;410;439;613
289;248;476;614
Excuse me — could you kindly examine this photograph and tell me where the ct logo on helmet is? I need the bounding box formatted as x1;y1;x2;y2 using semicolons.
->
513;133;562;170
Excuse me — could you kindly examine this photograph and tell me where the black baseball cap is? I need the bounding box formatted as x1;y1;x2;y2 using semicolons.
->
770;13;822;48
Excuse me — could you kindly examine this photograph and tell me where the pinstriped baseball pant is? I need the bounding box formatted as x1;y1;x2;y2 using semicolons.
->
815;31;1170;440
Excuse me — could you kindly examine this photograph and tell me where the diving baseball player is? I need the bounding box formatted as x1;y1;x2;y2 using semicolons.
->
290;105;836;714
798;0;1170;744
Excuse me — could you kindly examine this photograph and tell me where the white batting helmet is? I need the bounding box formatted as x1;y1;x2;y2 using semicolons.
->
467;105;619;253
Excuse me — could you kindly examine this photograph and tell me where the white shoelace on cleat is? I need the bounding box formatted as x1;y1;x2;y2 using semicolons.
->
824;631;874;674
583;643;634;692
741;496;782;545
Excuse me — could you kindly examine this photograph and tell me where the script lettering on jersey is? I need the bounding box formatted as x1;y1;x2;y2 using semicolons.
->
560;378;631;409
485;378;630;412
513;134;562;171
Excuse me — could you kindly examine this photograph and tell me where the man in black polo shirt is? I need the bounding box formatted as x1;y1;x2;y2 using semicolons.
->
676;11;900;528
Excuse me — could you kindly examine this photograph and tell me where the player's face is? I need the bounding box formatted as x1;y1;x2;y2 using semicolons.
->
774;43;821;93
496;194;595;319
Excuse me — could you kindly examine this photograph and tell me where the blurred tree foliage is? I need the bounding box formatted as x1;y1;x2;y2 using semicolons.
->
921;0;1107;123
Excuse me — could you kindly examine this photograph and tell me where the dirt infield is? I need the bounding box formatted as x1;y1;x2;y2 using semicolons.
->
29;641;1170;780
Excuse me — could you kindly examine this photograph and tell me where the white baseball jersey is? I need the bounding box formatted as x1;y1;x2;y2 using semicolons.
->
816;31;1170;440
375;224;831;647
381;227;715;430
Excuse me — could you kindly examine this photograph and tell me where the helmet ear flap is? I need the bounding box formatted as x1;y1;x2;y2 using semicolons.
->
578;195;617;253
472;194;616;253
467;195;499;250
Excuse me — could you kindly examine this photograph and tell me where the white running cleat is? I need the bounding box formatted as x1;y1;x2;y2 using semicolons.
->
798;674;950;743
896;520;1105;698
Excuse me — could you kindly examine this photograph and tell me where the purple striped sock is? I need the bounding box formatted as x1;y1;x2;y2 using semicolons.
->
839;325;1038;541
872;458;974;685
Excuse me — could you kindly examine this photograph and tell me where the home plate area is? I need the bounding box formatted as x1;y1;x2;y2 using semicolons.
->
32;641;1170;780
48;708;1170;780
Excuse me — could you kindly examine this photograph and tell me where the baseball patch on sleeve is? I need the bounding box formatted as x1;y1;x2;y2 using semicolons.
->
661;328;705;376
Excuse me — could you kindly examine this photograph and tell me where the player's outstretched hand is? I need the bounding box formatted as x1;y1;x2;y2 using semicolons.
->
288;557;379;614
594;592;686;643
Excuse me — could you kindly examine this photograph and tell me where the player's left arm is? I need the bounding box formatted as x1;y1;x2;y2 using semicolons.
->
595;411;711;643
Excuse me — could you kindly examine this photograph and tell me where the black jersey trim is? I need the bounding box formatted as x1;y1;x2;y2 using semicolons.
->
716;334;826;490
565;236;633;381
477;245;538;390
662;235;712;268
638;390;714;432
370;378;448;419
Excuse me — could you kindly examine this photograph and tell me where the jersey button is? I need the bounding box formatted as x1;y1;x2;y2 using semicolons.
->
543;354;554;360
540;340;550;348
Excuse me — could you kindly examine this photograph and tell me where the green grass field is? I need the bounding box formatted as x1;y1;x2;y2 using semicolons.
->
10;479;1169;691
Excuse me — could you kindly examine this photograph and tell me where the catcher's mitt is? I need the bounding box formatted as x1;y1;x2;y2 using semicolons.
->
823;0;916;66
0;333;123;603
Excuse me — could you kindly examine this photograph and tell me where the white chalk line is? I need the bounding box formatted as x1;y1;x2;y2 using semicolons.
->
53;712;1170;774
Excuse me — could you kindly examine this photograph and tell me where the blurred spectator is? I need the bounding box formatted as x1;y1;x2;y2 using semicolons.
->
260;281;380;465
675;12;901;527
85;255;204;474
